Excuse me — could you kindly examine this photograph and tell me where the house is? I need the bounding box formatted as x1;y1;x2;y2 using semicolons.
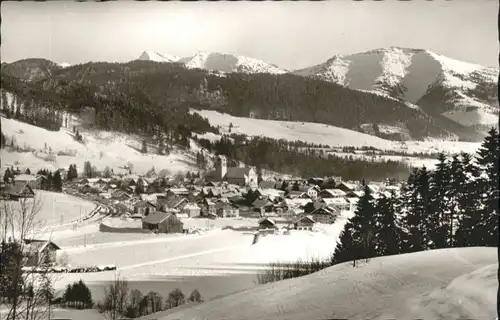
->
258;217;291;231
167;188;190;197
133;201;156;216
183;202;201;218
346;190;364;198
252;198;275;216
303;200;325;214
303;185;320;200
141;211;183;233
307;177;324;186
281;207;304;219
215;155;258;187
14;174;44;190
215;202;239;218
310;206;338;224
294;215;315;231
318;189;347;199
201;198;216;217
23;239;61;267
111;190;131;201
347;197;359;212
337;181;358;193
4;184;35;200
321;197;350;212
165;197;188;211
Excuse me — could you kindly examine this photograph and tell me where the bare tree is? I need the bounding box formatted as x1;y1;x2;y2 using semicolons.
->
0;196;57;320
99;275;129;320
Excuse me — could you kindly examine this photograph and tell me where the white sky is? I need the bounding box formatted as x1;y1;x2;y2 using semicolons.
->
1;0;498;69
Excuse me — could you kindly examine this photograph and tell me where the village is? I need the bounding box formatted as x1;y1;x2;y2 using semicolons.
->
1;155;402;245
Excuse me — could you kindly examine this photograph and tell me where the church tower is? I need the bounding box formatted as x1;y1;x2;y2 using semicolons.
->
216;155;227;181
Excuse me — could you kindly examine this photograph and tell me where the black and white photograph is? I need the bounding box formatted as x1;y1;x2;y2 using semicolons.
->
0;0;498;319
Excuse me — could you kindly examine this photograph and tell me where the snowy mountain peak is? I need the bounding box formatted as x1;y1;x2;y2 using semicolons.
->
138;50;180;63
293;47;498;130
140;50;287;75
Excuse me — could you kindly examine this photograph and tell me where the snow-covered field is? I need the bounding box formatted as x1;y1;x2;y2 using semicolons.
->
1;116;200;176
150;247;498;320
1;190;97;237
39;214;348;308
191;109;482;154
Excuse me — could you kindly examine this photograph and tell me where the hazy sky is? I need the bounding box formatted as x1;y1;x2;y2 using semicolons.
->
2;0;497;70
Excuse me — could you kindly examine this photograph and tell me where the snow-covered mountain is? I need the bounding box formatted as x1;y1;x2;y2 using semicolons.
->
138;50;181;63
139;50;287;74
293;47;499;129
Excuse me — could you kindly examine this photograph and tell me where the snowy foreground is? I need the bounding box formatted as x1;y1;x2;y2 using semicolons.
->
145;247;497;320
40;215;347;307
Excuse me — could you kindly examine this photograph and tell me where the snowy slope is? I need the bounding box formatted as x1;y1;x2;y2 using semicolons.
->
293;47;498;127
149;247;497;320
141;51;287;74
1;116;200;176
191;109;482;155
57;62;71;68
138;50;181;63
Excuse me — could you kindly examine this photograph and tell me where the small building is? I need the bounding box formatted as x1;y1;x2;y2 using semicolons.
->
252;198;274;216
4;183;35;200
133;201;156;216
14;174;44;190
258;217;278;230
310;206;338;224
201;198;216;217
318;189;347;199
258;217;291;232
23;239;61;267
294;215;315;231
111;190;131;201
183;202;201;218
215;202;239;218
141;211;184;233
337;182;358;193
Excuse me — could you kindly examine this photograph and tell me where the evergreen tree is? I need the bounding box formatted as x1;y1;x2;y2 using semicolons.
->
84;161;92;178
428;153;452;248
25;168;31;175
400;168;424;253
53;171;63;192
3;168;11;183
350;184;376;261
373;192;402;256
454;152;482;247
47;172;54;191
332;222;358;266
158;139;165;155
475;128;499;246
141;139;148;154
0;131;6;149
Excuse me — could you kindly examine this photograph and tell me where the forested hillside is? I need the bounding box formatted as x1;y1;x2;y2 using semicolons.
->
1;59;464;141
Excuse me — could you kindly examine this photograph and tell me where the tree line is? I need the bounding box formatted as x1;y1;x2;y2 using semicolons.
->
195;134;411;181
97;276;203;319
0;89;63;132
334;128;499;266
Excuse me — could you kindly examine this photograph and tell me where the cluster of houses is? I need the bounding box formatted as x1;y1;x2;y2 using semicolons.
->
68;156;401;234
1;156;402;236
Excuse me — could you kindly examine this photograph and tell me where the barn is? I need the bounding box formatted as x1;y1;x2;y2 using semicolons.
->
142;211;184;234
23;239;61;267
